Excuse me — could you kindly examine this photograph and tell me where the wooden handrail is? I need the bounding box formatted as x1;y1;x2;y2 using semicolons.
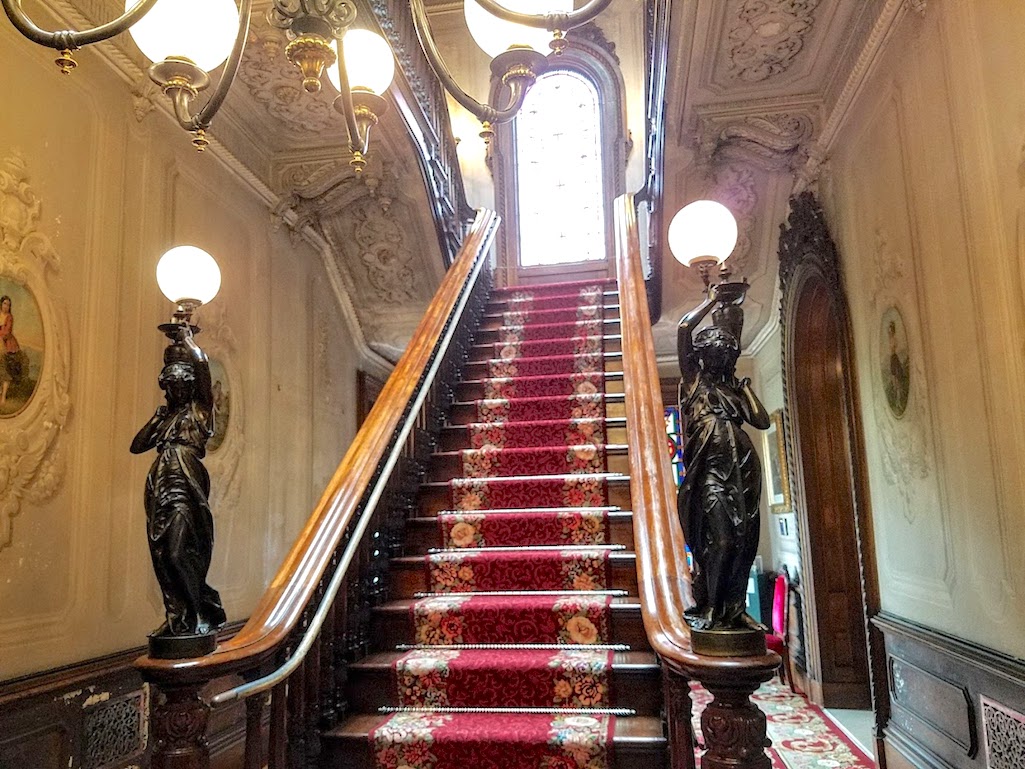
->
136;208;499;685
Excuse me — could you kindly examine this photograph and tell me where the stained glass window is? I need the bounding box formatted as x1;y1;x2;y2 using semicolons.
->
515;70;606;266
664;405;685;488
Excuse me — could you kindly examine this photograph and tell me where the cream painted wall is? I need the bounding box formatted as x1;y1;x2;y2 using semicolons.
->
0;25;364;678
819;1;1025;659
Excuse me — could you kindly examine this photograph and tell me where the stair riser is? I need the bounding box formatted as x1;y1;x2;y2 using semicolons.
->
474;320;622;345
485;292;620;313
321;729;666;769
418;479;632;516
346;665;663;715
468;337;623;361
480;306;621;330
453;378;625;403
439;423;629;451
370;604;652;652
404;514;635;553
447;399;627;426
389;554;639;599
427;451;630;482
462;356;623;381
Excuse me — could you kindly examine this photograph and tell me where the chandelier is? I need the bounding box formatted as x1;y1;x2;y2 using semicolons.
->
1;0;611;171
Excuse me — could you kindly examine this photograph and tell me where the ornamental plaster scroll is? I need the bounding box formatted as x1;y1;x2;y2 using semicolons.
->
235;20;342;139
727;0;822;83
870;224;933;524
0;152;72;551
707;164;759;275
192;303;245;517
699;112;817;173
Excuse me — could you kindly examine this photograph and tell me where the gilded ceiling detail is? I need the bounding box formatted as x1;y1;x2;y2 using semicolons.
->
727;0;821;83
235;23;342;138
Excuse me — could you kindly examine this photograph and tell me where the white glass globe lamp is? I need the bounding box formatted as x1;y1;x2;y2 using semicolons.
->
156;246;222;308
667;200;739;268
464;0;572;59
326;29;396;95
128;0;239;72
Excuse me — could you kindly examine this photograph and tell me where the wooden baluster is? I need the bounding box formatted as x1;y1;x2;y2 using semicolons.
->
268;681;288;769
334;572;351;719
150;685;211;769
320;599;338;729
287;660;307;769
304;634;322;768
243;692;268;769
662;667;697;769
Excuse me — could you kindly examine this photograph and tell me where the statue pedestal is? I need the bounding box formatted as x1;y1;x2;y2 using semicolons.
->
149;631;217;660
691;627;766;657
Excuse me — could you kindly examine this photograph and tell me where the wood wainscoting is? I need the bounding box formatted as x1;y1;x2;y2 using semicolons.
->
0;629;250;769
875;613;1025;769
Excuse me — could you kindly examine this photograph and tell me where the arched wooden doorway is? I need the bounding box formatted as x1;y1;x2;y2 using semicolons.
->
779;194;887;745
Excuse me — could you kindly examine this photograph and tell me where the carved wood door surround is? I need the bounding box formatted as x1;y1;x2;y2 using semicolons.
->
779;193;887;741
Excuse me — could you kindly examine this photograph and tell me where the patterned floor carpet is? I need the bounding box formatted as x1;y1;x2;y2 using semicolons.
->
692;680;877;768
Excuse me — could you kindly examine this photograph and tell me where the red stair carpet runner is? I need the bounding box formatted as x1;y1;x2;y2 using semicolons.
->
370;279;627;769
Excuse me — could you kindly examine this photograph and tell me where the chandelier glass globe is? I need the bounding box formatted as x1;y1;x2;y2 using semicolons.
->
156;246;222;306
667;200;739;268
327;29;396;95
128;0;239;72
464;0;572;59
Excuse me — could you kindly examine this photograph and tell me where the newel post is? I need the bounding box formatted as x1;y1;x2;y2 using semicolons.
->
687;659;777;769
150;684;212;769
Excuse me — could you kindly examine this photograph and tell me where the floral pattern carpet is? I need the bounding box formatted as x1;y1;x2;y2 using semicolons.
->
691;681;876;768
371;280;623;769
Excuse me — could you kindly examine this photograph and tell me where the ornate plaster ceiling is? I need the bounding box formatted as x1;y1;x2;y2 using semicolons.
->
656;0;887;365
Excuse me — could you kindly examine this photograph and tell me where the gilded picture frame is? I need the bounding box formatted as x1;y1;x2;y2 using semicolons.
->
765;409;792;514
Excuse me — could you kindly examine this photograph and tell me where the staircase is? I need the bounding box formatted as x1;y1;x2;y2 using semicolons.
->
325;278;669;768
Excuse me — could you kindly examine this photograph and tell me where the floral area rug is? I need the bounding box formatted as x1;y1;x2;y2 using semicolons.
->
371;281;620;769
692;681;876;768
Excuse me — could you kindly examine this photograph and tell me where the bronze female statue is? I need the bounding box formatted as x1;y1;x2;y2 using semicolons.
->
677;283;770;632
131;323;226;649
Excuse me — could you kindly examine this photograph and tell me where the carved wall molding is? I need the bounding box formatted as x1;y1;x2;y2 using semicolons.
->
726;0;822;83
235;21;342;139
868;224;934;525
193;304;245;518
567;21;620;66
698;110;817;172
0;152;72;551
707;163;759;275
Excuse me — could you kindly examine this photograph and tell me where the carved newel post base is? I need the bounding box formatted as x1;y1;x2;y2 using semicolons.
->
689;661;777;769
151;686;212;769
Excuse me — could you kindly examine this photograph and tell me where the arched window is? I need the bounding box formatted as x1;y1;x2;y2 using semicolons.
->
515;71;605;266
491;31;628;281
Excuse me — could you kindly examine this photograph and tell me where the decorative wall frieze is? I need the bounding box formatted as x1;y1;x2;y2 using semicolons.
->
726;0;822;83
0;152;72;551
707;163;760;275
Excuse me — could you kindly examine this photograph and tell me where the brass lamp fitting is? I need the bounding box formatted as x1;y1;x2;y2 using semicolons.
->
549;30;567;56
479;121;495;145
285;33;336;94
55;49;77;74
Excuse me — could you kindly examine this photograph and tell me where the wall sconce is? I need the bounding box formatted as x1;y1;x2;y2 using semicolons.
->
2;0;611;164
132;245;226;659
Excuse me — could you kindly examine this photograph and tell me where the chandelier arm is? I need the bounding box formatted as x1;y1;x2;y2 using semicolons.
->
487;79;532;125
410;0;497;124
192;0;254;130
1;0;159;49
472;0;613;31
332;37;368;154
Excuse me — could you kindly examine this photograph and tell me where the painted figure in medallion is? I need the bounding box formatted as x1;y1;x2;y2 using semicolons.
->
131;323;226;641
677;282;770;631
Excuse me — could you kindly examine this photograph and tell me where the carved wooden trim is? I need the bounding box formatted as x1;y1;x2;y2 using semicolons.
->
0;151;72;551
779;191;888;739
